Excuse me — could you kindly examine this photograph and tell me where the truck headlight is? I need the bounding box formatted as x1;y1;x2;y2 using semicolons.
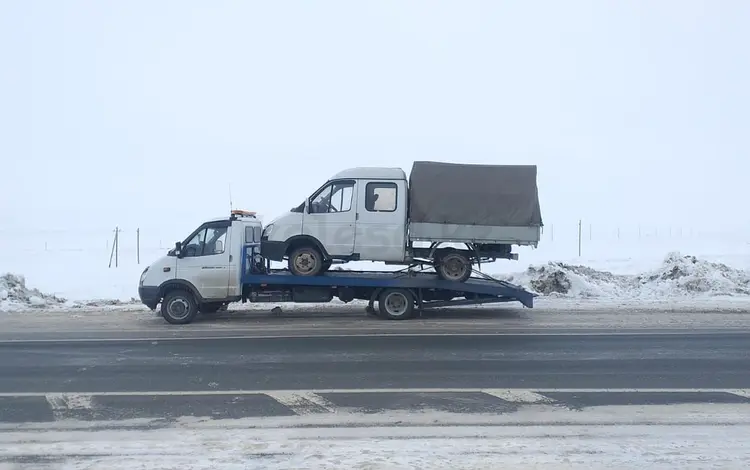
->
139;266;149;285
263;224;274;237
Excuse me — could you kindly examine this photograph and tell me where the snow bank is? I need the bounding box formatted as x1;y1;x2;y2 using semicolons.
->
0;273;139;312
0;273;67;311
500;251;750;299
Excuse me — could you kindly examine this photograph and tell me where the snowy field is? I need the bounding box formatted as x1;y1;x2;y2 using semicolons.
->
2;404;750;469
2;222;750;312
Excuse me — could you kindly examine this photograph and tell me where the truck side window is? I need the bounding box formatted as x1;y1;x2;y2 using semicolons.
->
365;182;397;212
310;181;354;214
183;226;227;257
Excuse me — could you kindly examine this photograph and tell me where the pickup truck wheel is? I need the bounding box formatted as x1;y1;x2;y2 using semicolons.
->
378;288;415;320
436;251;472;283
288;246;324;276
161;290;198;324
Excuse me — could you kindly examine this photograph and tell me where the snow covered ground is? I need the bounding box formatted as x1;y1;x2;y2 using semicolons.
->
2;404;750;469
2;224;750;312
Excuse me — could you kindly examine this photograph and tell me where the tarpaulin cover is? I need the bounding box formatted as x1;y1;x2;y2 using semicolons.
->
408;161;543;226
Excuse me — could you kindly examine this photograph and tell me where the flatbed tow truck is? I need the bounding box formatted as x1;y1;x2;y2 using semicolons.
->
138;211;535;324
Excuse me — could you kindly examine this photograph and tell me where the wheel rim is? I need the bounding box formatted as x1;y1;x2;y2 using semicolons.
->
294;252;317;274
384;292;409;316
167;298;191;320
441;255;469;280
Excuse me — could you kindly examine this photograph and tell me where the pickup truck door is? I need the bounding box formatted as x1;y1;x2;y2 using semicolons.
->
176;220;231;300
303;179;357;257
353;179;406;262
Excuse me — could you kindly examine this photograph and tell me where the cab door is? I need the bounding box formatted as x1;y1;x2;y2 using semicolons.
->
353;179;407;262
176;220;231;300
302;179;357;257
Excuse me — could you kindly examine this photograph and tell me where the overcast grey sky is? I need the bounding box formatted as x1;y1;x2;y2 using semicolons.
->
2;0;748;234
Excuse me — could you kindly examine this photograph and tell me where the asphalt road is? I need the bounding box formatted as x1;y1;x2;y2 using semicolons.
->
2;332;749;393
2;309;750;428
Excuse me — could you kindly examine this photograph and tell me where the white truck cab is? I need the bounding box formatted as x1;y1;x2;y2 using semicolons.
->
261;167;410;273
138;210;263;321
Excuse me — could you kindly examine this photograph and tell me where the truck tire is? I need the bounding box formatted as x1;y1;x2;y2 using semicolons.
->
288;246;325;276
436;251;472;283
378;288;415;320
161;290;198;324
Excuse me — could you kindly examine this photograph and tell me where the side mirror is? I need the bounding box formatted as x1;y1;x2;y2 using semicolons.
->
215;240;223;253
174;241;184;258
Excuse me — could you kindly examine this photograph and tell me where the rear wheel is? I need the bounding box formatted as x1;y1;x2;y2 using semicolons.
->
435;251;472;283
378;288;415;320
161;290;198;324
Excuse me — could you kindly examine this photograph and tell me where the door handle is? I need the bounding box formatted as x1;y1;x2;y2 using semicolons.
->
356;212;359;220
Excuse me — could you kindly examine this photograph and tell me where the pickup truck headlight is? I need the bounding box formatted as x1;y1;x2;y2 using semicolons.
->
263;224;275;237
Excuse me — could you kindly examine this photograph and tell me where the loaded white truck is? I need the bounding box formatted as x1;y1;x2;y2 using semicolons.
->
261;161;543;282
138;210;536;325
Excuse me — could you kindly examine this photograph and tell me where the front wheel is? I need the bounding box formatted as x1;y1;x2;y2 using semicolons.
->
436;251;472;283
288;246;325;276
161;290;198;324
378;288;415;320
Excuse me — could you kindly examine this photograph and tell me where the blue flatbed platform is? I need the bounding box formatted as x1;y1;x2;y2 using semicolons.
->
242;268;535;309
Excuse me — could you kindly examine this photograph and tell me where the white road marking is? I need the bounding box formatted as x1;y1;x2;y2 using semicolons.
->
265;392;337;415
482;389;552;403
65;394;93;409
44;394;67;420
0;329;741;343
6;388;747;399
44;393;94;419
728;389;750;399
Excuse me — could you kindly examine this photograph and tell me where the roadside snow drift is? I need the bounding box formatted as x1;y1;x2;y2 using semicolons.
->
502;251;750;299
0;274;67;311
0;273;138;312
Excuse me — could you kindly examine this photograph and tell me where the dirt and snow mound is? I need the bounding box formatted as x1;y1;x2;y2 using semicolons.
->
0;273;67;311
0;273;142;312
500;252;750;299
636;252;750;296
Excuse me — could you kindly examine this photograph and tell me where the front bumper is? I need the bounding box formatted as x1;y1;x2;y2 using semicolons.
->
260;238;286;261
138;286;160;310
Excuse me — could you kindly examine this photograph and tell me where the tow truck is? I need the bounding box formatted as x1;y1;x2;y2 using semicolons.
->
138;210;536;324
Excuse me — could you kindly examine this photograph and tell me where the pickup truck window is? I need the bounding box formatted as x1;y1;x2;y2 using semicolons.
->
310;181;354;214
365;182;397;212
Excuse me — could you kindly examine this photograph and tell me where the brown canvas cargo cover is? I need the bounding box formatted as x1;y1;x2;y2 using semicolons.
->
408;161;543;227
